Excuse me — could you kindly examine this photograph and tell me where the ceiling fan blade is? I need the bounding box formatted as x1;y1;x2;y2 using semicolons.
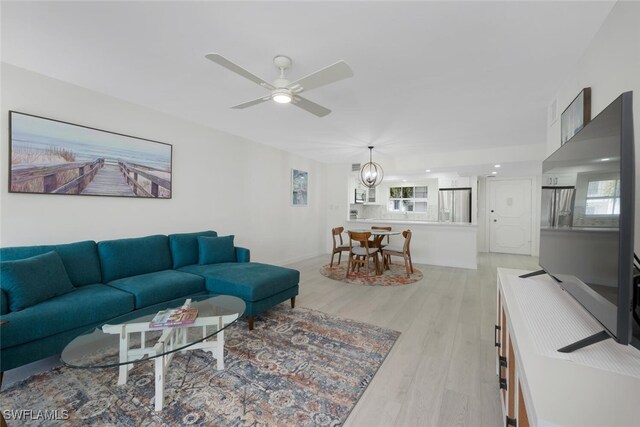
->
292;96;332;117
287;60;354;93
205;53;275;90
231;96;271;109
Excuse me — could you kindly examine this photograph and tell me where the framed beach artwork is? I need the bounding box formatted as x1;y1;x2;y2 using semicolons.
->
560;87;591;145
8;111;172;198
291;169;308;206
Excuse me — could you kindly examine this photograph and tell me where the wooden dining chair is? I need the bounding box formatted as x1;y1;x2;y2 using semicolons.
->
347;231;380;278
330;227;350;267
381;230;414;277
371;226;392;267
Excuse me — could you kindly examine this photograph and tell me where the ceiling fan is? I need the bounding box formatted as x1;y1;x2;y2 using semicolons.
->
205;53;354;117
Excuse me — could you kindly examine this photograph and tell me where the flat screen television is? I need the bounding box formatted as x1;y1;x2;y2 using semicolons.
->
537;91;638;351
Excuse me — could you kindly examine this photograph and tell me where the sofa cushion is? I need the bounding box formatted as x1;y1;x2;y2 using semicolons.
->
198;235;236;265
1;289;9;315
107;269;205;309
235;247;251;263
98;235;172;282
180;262;299;302
0;240;101;286
0;251;75;312
0;284;134;349
169;230;217;269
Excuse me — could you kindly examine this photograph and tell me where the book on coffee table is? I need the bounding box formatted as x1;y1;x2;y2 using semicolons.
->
149;307;198;328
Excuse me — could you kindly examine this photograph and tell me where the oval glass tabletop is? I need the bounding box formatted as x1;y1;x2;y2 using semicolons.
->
61;294;245;369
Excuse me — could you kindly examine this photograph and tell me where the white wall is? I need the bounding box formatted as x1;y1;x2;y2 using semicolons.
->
477;177;488;252
324;163;351;253
546;1;640;253
0;63;327;265
383;143;546;172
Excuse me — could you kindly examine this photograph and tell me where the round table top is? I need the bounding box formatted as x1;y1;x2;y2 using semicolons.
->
349;229;401;236
61;294;245;369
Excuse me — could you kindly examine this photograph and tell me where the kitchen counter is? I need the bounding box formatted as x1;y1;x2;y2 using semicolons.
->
349;218;477;227
346;219;477;269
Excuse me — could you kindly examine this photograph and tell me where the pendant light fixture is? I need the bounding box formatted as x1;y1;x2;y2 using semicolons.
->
360;146;384;188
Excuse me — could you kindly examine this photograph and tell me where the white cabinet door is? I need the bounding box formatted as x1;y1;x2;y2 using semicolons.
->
440;177;470;188
544;174;577;186
455;177;470;187
365;187;377;204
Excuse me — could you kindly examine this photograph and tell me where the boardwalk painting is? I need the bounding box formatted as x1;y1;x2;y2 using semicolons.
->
9;112;172;198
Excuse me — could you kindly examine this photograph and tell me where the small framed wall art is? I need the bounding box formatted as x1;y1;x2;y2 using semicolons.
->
9;111;172;198
560;87;591;145
291;169;308;206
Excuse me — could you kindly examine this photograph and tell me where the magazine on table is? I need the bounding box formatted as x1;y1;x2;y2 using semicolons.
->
149;304;198;328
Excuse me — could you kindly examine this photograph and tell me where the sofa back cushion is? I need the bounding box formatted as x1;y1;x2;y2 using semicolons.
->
98;235;172;282
0;290;7;315
0;240;101;286
198;235;236;265
0;251;75;312
168;230;218;269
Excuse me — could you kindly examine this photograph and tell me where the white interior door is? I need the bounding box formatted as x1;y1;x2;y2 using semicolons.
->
488;179;532;254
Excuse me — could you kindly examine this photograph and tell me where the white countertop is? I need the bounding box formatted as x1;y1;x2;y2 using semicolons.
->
347;219;477;228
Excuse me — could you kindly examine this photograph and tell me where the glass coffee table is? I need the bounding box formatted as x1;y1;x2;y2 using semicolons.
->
61;294;245;411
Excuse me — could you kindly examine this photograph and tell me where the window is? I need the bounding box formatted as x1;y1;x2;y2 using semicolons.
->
389;186;428;212
585;179;620;215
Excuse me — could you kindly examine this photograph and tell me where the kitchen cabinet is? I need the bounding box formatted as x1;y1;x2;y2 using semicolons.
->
543;174;576;186
348;173;366;204
364;187;381;204
439;177;470;188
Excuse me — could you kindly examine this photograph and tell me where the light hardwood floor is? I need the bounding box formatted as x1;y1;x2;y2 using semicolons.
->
3;252;539;426
289;252;539;427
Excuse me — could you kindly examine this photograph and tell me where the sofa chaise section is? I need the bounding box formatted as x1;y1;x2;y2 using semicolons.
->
172;232;300;330
180;262;299;330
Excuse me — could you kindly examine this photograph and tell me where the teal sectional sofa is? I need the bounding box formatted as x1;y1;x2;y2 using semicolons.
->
0;230;299;373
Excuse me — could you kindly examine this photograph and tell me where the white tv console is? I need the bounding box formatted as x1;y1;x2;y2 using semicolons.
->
496;268;640;427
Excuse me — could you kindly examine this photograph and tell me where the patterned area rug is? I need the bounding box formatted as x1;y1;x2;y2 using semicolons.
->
1;305;399;426
320;263;423;286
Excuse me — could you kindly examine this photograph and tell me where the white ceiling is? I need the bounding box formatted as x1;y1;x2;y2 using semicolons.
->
1;1;615;166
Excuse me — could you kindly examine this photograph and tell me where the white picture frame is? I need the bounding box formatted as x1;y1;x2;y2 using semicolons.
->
560;88;591;145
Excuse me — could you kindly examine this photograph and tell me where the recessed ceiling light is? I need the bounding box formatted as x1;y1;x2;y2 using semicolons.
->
494;164;501;168
492;171;498;174
402;179;407;182
425;169;431;172
600;158;611;162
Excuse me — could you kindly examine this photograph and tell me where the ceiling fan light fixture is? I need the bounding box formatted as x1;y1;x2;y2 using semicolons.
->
205;53;353;116
272;88;292;104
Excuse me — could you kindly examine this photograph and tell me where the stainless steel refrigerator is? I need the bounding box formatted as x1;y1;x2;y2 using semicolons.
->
541;186;576;228
438;188;472;223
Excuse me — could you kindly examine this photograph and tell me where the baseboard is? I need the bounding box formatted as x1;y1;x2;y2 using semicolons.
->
277;252;325;266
